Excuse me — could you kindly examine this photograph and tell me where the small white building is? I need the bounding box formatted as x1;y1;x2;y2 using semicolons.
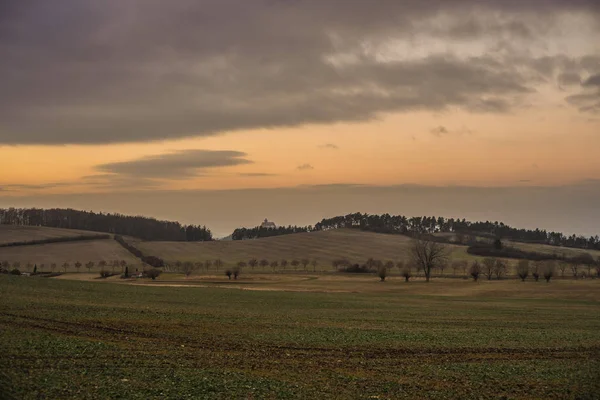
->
260;219;276;229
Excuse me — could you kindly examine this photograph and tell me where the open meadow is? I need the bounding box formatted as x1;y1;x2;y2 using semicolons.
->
1;274;599;399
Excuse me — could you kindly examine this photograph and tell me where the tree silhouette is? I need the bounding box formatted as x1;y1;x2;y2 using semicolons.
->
280;259;288;269
409;238;448;282
74;261;82;272
214;259;223;271
85;261;94;273
270;260;279;271
291;260;300;270
470;261;481;281
311;259;318;272
517;260;529;281
62;262;69;272
50;263;57;272
259;259;269;269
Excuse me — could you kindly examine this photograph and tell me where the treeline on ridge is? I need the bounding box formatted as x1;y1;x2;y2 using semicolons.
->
231;213;600;251
0;208;212;241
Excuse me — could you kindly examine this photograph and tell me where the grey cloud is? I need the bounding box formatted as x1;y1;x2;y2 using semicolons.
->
583;74;600;87
557;72;581;87
1;0;598;144
297;164;315;171
96;150;252;179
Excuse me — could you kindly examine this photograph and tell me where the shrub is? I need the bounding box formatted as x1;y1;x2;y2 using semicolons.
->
470;261;481;281
233;267;240;280
10;269;21;276
145;268;161;280
225;269;233;280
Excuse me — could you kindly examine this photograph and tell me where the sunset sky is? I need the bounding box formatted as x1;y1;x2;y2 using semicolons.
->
1;1;599;237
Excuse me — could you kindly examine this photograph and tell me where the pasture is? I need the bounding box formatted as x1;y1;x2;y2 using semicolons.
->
1;275;598;399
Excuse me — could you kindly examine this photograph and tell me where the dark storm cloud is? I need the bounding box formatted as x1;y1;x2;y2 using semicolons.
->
1;0;599;144
96;150;252;179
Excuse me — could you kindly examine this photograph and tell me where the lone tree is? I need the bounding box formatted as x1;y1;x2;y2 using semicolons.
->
74;261;82;273
259;259;269;270
408;238;449;282
470;261;482;282
62;262;69;272
517;260;529;281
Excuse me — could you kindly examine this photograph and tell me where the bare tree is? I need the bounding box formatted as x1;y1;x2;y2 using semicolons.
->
311;259;318;272
291;259;300;270
62;262;69;272
182;261;194;278
482;258;495;280
401;266;412;282
451;260;466;277
204;260;213;271
493;259;507;280
120;260;127;272
384;260;394;271
558;261;568;278
259;259;269;269
85;261;94;273
145;268;161;280
98;260;107;272
248;259;258;270
214;259;223;271
194;261;204;272
174;260;183;272
516;260;529;281
74;261;82;273
543;261;556;282
270;260;279;271
280;259;288;270
437;260;448;276
408;238;449;282
470;261;481;281
300;258;310;270
225;269;233;280
532;261;541;282
50;263;57;272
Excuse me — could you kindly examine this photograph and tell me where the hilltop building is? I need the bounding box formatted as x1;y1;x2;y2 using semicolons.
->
261;219;276;229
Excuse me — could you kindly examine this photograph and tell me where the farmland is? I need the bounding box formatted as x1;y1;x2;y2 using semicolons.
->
1;275;599;399
0;225;105;245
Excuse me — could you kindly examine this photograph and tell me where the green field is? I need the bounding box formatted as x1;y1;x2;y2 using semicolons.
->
1;275;598;399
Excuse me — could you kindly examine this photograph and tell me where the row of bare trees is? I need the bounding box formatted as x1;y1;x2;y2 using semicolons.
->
0;259;131;273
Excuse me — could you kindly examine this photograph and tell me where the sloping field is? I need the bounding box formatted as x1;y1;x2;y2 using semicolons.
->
0;225;104;245
508;240;600;258
0;239;140;271
136;229;472;268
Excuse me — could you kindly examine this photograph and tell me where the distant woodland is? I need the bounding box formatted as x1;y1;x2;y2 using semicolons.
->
0;208;212;242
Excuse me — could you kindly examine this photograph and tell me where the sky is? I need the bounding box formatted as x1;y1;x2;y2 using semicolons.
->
1;0;599;237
